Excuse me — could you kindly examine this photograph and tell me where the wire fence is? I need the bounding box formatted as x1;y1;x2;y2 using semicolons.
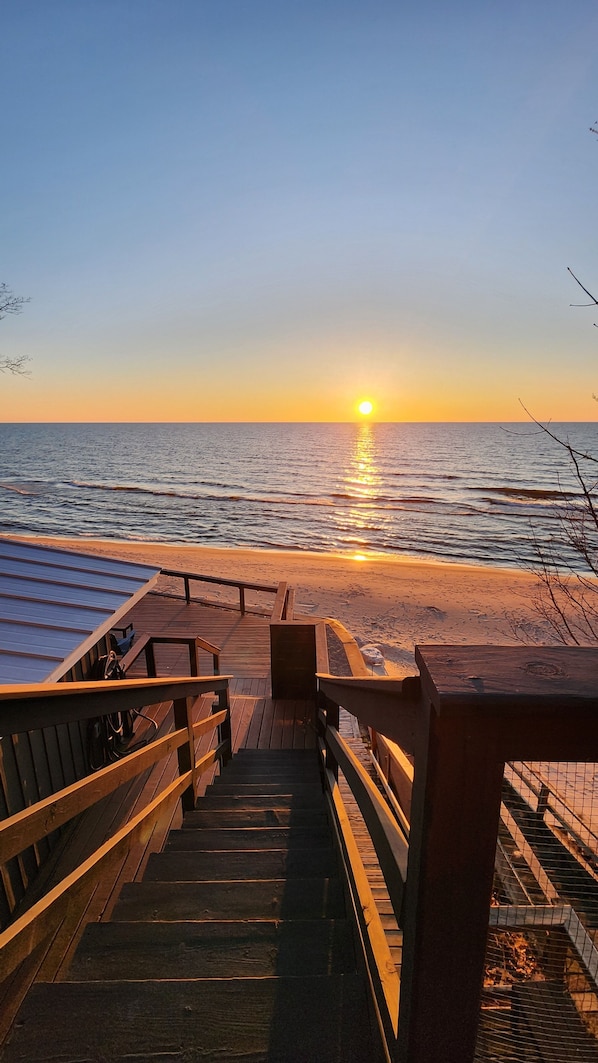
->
476;760;598;1062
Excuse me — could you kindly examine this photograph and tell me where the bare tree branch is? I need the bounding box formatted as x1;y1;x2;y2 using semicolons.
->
0;355;30;376
519;410;598;646
0;282;30;320
567;266;598;307
0;282;31;376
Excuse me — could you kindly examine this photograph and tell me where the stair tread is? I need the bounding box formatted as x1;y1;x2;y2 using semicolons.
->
206;783;321;795
165;826;333;850
1;976;383;1062
147;848;340;880
111;878;346;920
69;919;357;979
181;808;328;828
197;794;325;810
235;749;318;756
216;773;322;782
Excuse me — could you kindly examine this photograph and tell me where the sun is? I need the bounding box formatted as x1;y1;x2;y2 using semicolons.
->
358;399;374;416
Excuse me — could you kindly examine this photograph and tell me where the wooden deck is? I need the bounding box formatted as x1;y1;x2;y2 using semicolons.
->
122;590;274;681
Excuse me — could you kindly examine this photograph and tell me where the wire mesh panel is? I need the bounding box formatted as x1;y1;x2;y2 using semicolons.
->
475;760;598;1062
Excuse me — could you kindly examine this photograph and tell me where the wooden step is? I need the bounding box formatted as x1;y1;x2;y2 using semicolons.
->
111;878;347;920
181;808;328;828
235;749;318;758
145;847;340;881
215;771;322;785
2;976;383;1062
198;793;326;810
218;760;321;773
69;918;357;979
206;782;320;795
165;826;333;850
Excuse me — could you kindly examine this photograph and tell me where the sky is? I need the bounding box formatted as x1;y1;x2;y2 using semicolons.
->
1;0;598;423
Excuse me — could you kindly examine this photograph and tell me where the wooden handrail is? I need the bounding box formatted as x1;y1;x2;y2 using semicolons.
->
0;673;232;981
0;706;229;866
0;770;192;979
323;617;369;677
0;726;188;863
0;675;231;737
270;582;288;622
160;567;282;616
317;647;598;1063
121;634;222;677
324;766;400;1037
316;686;410;1044
325;724;409;920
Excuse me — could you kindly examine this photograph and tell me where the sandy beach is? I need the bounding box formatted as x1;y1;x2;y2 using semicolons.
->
18;535;555;677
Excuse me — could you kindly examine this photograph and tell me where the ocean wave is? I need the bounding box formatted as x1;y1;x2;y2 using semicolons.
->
67;479;341;508
474;486;576;502
0;483;36;497
2;422;596;573
67;479;448;511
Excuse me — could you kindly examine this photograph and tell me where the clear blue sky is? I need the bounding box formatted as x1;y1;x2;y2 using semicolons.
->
1;0;598;421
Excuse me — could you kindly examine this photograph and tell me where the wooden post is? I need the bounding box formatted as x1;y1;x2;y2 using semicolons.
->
145;640;156;677
270;622;318;699
239;585;246;615
324;696;340;781
173;696;195;812
397;699;504;1062
189;639;198;676
396;645;598;1063
536;782;550;819
216;683;232;766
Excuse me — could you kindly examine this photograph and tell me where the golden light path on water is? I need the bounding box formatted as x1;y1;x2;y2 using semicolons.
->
343;422;383;560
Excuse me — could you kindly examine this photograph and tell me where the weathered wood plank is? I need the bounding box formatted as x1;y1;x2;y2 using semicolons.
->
68;918;357;979
162;825;333;850
111;877;346;920
145;847;340;881
2;976;382;1063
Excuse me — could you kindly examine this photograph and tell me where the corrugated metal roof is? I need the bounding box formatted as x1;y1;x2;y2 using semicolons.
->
0;538;160;683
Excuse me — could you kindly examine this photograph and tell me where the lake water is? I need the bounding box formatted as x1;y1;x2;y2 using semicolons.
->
0;421;595;570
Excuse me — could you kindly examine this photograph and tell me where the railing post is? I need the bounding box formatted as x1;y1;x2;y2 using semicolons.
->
270;622;318;699
239;585;246;615
189;638;199;676
324;696;339;781
145;640;157;677
173;696;196;812
536;782;550;819
184;576;191;604
397;700;504;1063
216;683;232;766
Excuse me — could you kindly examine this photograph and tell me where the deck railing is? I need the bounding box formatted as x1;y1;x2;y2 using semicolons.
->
0;673;232;981
316;645;598;1063
120;631;222;676
160;567;291;618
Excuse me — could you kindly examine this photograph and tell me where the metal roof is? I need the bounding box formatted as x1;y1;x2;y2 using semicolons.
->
0;538;160;684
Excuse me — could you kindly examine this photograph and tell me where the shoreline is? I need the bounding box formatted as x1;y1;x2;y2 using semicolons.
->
6;533;554;676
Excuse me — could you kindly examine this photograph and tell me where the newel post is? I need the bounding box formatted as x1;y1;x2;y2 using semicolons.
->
397;671;504;1062
397;645;598;1063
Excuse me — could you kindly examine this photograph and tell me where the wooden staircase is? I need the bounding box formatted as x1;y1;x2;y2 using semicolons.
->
2;750;385;1062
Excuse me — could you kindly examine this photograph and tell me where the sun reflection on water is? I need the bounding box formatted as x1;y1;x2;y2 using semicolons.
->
338;423;382;552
